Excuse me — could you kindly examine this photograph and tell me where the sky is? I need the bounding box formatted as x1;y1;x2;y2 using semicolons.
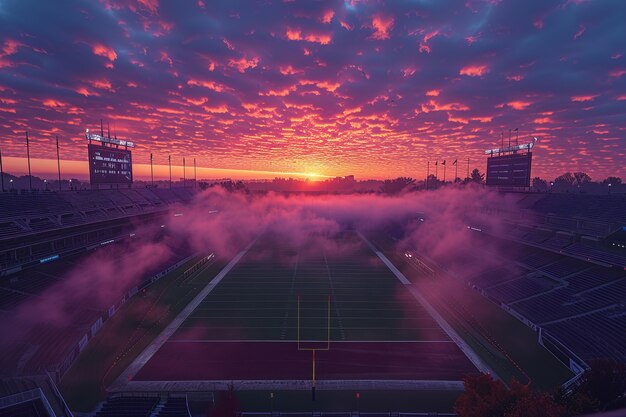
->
0;0;625;181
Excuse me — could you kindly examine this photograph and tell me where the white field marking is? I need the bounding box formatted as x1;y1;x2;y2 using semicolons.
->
110;238;257;392
356;231;494;376
165;339;455;343
113;379;465;393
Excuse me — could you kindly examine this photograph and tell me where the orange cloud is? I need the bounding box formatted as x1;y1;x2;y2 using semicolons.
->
460;64;489;77
570;94;598;102
507;101;532;110
321;10;334;24
425;89;440;97
279;65;302;75
534;117;552;124
75;87;99;97
187;79;229;92
90;79;113;90
92;44;117;61
286;29;302;41
42;99;67;108
157;107;185;114
228;57;259;72
203;104;228;113
370;14;394;40
285;29;331;45
305;33;331;45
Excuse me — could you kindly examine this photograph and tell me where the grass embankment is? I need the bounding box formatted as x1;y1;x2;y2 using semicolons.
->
59;255;226;412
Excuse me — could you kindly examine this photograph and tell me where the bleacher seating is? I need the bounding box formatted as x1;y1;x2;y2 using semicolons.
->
158;396;191;417
486;274;559;304
0;398;50;417
542;258;591;278
95;396;158;417
563;243;626;268
519;250;562;269
542;234;573;250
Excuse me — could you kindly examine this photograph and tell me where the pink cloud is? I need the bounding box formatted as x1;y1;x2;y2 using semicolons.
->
459;64;489;77
370;14;394;40
92;43;117;61
570;94;598;102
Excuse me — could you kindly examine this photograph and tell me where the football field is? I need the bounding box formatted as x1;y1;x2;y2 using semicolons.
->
117;231;478;390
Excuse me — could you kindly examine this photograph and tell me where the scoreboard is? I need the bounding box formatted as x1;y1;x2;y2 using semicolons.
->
88;144;133;185
486;152;532;187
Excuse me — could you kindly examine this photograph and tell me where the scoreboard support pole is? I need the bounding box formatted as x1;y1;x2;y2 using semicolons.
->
56;136;62;191
25;131;32;191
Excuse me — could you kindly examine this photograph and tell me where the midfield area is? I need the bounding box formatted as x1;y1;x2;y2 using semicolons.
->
130;231;478;385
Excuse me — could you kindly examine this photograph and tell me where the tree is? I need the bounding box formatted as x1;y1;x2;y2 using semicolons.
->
603;176;622;185
575;359;626;411
573;172;592;186
532;177;548;192
381;177;415;194
470;168;484;184
455;375;565;417
554;172;575;185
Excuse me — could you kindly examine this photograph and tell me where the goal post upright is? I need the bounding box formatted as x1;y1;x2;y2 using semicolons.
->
296;294;332;401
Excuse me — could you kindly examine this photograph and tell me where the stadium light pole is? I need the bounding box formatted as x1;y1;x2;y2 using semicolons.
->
0;143;4;192
454;159;458;183
168;155;172;189
56;135;61;191
25;131;32;192
443;160;446;183
426;160;429;190
193;158;197;190
150;153;154;187
467;158;470;180
183;157;186;188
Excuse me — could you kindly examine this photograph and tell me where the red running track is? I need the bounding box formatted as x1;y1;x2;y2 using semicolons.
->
133;341;478;381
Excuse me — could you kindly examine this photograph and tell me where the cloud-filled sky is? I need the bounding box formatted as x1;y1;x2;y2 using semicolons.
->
0;0;625;180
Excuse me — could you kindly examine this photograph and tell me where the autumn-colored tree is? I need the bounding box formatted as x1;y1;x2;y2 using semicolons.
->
455;375;566;417
454;374;513;417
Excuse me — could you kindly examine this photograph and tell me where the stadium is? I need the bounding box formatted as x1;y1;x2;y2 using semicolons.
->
1;158;625;415
1;1;626;416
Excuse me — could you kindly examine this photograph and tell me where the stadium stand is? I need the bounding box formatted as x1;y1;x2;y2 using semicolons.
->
157;396;192;417
0;376;71;417
0;188;198;383
452;193;626;371
92;394;192;417
94;395;159;417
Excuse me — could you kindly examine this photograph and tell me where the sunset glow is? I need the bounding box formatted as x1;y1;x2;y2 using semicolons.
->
0;0;625;180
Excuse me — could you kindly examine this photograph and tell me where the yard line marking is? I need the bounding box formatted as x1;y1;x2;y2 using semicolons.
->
165;339;455;343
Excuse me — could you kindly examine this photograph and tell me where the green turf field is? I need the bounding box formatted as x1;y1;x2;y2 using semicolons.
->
173;233;450;343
